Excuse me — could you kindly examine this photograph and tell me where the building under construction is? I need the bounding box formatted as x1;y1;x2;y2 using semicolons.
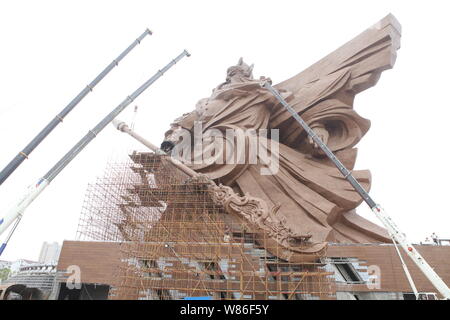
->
3;14;449;300
52;152;450;300
73;152;335;300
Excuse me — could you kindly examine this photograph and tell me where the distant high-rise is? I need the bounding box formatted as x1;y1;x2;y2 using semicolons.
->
38;242;61;265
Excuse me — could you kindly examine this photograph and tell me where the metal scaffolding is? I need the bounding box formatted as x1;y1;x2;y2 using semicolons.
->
77;152;336;300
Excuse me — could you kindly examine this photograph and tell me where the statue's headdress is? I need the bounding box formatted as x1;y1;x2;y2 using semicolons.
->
226;57;254;79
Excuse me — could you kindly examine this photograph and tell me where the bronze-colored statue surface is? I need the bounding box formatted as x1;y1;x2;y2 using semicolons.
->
162;14;401;251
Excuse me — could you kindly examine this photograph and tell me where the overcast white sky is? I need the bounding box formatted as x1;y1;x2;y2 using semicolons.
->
0;0;449;261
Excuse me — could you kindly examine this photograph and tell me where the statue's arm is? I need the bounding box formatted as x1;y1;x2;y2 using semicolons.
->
277;98;370;156
308;121;330;154
161;111;199;153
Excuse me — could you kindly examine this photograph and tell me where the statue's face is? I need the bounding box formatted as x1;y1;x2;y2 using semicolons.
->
226;66;247;82
224;58;254;83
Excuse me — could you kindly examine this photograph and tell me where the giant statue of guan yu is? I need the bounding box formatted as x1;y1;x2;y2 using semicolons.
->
161;14;401;256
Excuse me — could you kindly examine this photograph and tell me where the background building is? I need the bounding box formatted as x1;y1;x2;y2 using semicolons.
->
0;242;61;299
38;242;61;265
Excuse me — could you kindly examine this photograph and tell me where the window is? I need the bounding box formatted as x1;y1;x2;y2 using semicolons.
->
327;258;364;284
335;263;362;283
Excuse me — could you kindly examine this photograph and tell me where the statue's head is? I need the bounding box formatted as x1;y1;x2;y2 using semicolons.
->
226;57;254;82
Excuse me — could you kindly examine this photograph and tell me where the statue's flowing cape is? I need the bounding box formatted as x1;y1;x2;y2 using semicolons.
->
168;14;401;253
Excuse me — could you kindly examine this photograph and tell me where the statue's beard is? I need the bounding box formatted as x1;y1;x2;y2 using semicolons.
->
216;73;252;90
226;74;251;83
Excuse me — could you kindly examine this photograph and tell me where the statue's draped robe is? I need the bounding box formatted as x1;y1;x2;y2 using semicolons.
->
174;78;389;245
166;14;402;247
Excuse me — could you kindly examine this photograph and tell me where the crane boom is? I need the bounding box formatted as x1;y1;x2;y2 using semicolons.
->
0;29;152;186
261;79;450;300
0;50;190;255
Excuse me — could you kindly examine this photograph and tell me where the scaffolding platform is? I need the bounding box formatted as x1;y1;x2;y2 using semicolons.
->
77;152;336;300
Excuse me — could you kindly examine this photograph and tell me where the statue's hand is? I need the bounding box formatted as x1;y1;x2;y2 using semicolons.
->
162;125;185;153
308;125;329;156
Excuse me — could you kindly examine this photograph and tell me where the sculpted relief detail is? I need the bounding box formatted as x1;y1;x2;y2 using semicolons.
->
161;14;402;254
